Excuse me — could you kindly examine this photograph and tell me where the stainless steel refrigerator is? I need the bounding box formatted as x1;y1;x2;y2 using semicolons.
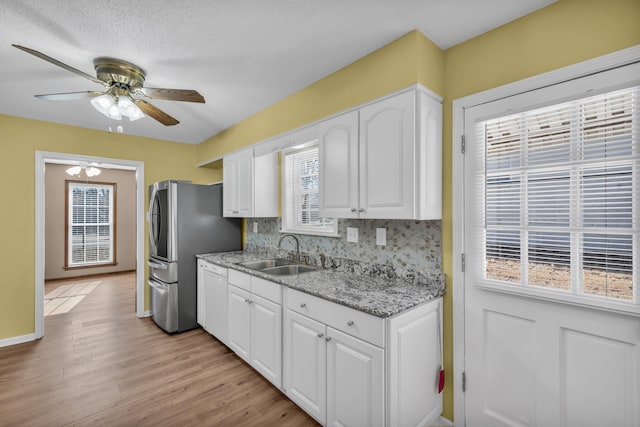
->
147;180;241;333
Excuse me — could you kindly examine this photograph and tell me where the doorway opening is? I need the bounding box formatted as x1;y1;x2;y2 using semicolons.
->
35;151;146;339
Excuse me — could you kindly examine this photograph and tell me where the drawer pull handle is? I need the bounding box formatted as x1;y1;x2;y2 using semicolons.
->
325;337;332;342
347;320;354;326
300;303;307;308
317;333;324;338
350;208;357;212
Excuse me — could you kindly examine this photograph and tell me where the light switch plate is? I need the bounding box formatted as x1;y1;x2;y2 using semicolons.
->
347;227;358;243
376;228;386;246
253;222;258;233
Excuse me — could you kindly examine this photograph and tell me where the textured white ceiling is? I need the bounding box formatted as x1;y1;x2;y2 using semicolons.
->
0;0;556;144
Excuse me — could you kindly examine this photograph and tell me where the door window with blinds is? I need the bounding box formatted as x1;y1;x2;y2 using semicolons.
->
479;86;638;303
282;145;338;236
65;181;116;268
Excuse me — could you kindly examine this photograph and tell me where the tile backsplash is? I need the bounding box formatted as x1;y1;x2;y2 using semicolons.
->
245;217;442;274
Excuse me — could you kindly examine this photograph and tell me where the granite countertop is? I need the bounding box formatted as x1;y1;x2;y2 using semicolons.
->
197;250;444;318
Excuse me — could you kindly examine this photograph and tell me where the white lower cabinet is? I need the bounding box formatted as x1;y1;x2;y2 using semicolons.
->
284;309;384;426
227;271;283;389
284;288;442;427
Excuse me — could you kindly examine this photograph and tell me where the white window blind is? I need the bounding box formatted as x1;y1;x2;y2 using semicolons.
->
282;146;337;236
481;86;638;303
67;182;115;267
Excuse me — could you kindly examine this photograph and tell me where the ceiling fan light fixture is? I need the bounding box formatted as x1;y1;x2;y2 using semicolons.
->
66;166;82;176
118;96;144;121
85;166;101;177
91;93;121;120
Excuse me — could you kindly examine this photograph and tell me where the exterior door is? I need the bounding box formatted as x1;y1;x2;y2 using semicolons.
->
462;70;640;427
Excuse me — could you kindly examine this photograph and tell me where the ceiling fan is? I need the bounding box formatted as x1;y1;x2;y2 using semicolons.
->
12;44;205;126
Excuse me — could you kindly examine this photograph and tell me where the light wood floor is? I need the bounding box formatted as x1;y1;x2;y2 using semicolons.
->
0;272;318;426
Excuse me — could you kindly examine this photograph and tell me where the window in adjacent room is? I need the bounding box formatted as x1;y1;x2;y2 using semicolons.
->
65;181;116;268
282;145;338;236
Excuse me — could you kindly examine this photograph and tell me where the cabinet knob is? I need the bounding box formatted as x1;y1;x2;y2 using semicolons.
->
358;208;364;212
317;332;324;338
300;303;307;308
350;208;357;212
325;337;332;342
347;320;354;326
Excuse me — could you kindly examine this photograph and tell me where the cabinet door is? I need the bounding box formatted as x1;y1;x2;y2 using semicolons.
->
222;155;238;217
284;310;327;425
235;149;254;217
196;262;206;327
227;284;251;363
204;269;228;345
359;90;415;219
250;294;282;388
326;327;384;427
387;298;442;427
318;110;359;218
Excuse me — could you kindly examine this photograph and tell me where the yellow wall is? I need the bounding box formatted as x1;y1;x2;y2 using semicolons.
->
0;115;217;339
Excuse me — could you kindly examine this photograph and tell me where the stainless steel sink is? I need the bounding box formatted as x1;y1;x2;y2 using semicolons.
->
237;258;295;270
261;264;319;275
236;258;319;275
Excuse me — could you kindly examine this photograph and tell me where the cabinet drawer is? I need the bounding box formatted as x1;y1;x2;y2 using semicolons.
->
251;276;282;304
228;269;251;291
287;288;385;347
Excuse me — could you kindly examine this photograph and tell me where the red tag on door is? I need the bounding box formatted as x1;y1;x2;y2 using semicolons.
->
438;368;445;394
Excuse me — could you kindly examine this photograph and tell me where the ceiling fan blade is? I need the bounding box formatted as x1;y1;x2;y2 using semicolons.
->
12;44;107;87
134;99;179;126
135;87;205;103
35;91;104;101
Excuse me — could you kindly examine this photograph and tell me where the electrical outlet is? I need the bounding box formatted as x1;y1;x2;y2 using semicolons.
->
347;227;358;243
376;228;386;246
253;222;258;233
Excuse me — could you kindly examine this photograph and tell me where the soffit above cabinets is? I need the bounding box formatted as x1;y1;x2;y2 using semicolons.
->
0;0;557;144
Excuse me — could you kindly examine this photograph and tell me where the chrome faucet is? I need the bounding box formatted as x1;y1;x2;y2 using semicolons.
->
278;234;300;261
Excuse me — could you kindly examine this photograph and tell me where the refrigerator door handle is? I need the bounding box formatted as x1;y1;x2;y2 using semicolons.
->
148;185;159;257
147;259;168;269
148;278;168;290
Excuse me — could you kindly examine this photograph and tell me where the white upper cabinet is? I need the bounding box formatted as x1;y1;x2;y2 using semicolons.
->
223;148;278;218
318;110;359;218
319;88;442;220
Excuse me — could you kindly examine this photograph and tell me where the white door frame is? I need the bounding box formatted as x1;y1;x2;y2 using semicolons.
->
451;45;640;425
35;151;147;339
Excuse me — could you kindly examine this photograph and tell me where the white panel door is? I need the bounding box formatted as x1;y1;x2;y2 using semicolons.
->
227;284;251;363
463;74;640;427
318;110;359;218
326;327;384;427
284;309;327;425
250;293;282;388
359;90;415;219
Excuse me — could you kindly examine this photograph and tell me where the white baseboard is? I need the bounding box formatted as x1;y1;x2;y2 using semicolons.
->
431;416;454;426
0;333;36;348
139;310;152;318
